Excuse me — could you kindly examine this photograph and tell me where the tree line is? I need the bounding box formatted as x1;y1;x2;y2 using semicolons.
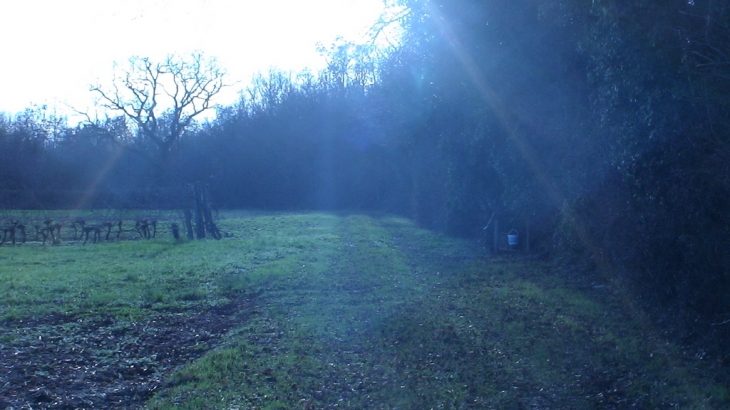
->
2;0;729;356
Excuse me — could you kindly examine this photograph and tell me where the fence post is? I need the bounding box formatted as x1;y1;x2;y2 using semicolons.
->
493;218;499;254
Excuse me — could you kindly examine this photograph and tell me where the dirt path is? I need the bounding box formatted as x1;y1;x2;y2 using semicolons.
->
0;296;255;409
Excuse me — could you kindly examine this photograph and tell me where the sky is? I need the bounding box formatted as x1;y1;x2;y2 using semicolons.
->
0;0;399;121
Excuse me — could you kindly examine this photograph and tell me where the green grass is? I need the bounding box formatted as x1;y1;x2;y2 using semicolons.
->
1;211;728;408
1;238;227;320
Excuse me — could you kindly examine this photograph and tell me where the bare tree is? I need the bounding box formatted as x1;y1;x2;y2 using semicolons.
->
90;53;226;159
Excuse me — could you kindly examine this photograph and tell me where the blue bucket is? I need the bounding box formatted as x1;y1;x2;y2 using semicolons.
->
508;229;519;246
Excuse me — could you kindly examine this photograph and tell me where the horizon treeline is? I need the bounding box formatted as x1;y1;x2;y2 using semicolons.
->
2;0;730;356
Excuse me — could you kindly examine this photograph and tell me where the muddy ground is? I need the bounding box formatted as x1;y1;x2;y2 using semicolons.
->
0;297;255;409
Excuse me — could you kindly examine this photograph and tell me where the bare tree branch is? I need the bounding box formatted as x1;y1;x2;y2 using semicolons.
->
89;53;226;158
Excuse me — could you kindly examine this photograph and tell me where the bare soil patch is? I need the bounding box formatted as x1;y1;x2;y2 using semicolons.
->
0;296;255;409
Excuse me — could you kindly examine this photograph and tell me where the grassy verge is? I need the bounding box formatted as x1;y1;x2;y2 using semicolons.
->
1;212;728;409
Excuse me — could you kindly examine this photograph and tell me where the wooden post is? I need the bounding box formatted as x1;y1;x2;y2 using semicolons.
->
184;209;194;239
193;184;206;239
493;218;499;254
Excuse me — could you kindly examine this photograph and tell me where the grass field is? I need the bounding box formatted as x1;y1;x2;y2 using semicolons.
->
0;212;728;409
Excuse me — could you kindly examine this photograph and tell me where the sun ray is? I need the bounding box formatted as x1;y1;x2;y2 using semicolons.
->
74;142;127;210
424;2;565;209
421;3;631;294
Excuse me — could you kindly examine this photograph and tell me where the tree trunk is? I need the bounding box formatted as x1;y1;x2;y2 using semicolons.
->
201;188;222;240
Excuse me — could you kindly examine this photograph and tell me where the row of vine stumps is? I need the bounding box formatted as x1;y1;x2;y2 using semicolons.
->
1;186;222;246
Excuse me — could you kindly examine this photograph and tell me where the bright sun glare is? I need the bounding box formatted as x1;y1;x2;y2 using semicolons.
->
0;0;399;120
